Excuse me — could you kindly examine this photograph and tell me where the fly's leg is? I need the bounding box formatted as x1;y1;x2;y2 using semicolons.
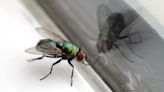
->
27;55;45;62
118;35;129;39
91;53;103;65
117;32;142;59
128;32;142;44
81;56;90;65
45;55;57;58
114;44;134;63
118;32;142;44
27;55;59;62
68;60;74;86
40;59;62;80
81;62;90;65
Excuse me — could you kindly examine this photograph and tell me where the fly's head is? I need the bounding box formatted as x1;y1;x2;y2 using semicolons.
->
76;48;89;62
96;38;113;53
76;48;90;65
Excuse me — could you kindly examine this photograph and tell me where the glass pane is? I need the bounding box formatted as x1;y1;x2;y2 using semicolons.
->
36;0;164;92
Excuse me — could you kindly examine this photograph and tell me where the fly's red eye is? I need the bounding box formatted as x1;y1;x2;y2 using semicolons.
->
77;51;84;61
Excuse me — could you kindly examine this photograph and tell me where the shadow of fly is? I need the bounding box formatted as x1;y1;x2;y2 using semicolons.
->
96;4;142;63
25;27;89;86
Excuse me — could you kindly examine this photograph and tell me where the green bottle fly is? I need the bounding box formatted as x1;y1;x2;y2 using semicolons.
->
26;27;88;86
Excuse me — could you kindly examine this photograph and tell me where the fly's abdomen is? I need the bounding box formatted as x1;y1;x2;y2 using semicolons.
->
36;39;55;49
36;39;62;55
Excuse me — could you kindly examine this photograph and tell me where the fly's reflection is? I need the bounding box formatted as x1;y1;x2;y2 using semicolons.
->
96;4;142;63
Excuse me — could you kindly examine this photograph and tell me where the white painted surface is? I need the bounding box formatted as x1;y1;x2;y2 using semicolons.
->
0;0;95;92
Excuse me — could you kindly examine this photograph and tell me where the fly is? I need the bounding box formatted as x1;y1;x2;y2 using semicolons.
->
25;27;89;86
96;4;142;63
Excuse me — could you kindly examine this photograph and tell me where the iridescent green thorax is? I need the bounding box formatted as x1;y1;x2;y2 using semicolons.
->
100;30;109;41
56;41;79;57
99;13;124;41
100;24;121;42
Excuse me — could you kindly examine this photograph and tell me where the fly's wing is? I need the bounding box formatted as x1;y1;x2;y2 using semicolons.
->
96;4;112;32
122;10;139;28
26;27;65;56
25;47;43;55
36;27;66;41
25;46;63;57
36;44;63;57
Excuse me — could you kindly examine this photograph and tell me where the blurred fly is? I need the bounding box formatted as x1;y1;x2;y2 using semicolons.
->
25;27;89;86
96;4;142;63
